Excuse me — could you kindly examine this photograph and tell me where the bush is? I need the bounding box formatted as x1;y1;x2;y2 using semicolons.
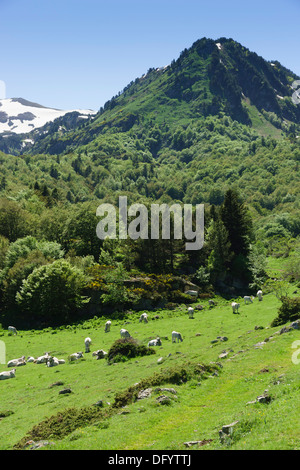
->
16;259;89;327
107;338;156;364
271;296;300;327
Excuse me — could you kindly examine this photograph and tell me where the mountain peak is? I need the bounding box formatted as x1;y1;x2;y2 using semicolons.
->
0;97;96;135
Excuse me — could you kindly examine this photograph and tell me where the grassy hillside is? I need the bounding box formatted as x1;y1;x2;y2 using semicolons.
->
0;284;299;451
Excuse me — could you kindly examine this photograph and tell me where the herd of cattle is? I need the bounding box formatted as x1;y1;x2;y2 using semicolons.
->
0;290;263;381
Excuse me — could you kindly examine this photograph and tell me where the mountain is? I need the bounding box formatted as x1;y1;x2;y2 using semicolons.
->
0;97;96;135
3;37;299;157
0;38;299;228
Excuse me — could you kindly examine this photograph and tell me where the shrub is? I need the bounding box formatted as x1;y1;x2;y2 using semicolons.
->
107;338;156;364
16;259;90;327
271;296;300;327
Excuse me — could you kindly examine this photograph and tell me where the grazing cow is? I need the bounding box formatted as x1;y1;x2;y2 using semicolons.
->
231;302;240;313
7;355;26;368
85;337;92;353
187;307;194;319
104;320;111;333
172;331;183;343
120;328;131;339
244;296;253;304
35;353;50;364
8;326;17;335
257;290;263;301
0;368;16;380
139;313;148;323
69;352;83;361
208;300;216;307
148;338;162;347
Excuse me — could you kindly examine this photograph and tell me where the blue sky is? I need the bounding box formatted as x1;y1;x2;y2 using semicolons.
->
0;0;299;111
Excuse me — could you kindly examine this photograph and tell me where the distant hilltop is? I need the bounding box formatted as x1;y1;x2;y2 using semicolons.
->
0;97;96;134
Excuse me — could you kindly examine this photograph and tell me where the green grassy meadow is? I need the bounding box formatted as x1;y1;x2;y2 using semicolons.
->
0;283;299;451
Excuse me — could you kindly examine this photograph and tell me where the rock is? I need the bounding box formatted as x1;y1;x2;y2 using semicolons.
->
184;439;213;448
93;400;104;407
219;421;239;442
154;387;177;395
280;326;292;334
291;320;300;330
195;305;204;310
23;440;54;450
137;388;152;400
156;395;172;405
59;388;72;395
256;393;272;404
49;381;64;388
218;351;228;359
254;342;267;348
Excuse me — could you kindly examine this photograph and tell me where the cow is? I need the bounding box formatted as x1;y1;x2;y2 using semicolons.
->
93;349;107;359
35;353;50;364
244;296;253;304
8;326;17;335
7;356;26;368
148;338;162;347
139;313;148;323
69;352;83;361
85;337;92;353
231;302;240;313
0;368;16;380
257;290;263;301
172;331;183;343
104;320;111;333
187;307;194;319
208;300;216;307
120;329;131;339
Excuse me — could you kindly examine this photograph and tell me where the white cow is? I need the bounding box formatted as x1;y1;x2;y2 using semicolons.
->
187;307;194;318
7;355;26;368
139;313;148;323
244;296;253;304
172;331;183;343
8;326;17;335
257;290;263;301
69;352;84;361
208;300;216;307
85;337;92;353
0;368;16;380
35;353;50;364
120;329;131;339
105;320;111;333
46;356;65;367
93;349;107;359
231;302;240;313
148;337;162;347
26;356;35;363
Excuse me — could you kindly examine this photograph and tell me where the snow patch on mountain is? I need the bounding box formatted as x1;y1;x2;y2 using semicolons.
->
0;98;96;134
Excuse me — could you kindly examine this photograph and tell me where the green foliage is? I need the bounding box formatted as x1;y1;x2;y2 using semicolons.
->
15;259;90;327
107;337;156;364
271;296;300;327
